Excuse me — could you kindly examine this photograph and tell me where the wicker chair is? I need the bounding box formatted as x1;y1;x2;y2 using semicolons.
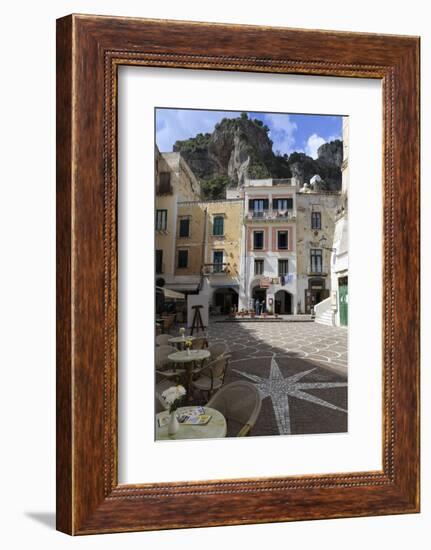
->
208;342;228;360
206;381;261;437
155;345;185;386
155;345;176;370
192;335;209;350
192;354;230;399
155;333;172;346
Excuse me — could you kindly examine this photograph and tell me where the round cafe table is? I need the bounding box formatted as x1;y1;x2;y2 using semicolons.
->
168;335;196;350
155;406;227;440
168;349;210;400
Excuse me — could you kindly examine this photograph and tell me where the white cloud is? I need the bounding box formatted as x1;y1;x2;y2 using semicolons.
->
263;113;297;155
156;109;238;152
305;133;326;159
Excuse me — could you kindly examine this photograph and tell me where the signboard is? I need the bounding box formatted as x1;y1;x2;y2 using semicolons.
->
260;277;271;288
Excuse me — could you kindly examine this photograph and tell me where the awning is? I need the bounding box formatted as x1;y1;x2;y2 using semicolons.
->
165;283;199;293
156;286;185;300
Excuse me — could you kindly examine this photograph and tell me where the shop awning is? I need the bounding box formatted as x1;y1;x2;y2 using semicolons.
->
165;283;199;293
156;286;185;300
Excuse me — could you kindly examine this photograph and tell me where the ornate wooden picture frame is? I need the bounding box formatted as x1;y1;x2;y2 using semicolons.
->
56;14;420;535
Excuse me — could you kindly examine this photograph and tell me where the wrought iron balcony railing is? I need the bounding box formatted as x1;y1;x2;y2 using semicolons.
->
246;209;294;221
202;263;230;275
307;265;329;276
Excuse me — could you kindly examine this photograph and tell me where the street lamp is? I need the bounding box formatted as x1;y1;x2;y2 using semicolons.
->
319;235;337;252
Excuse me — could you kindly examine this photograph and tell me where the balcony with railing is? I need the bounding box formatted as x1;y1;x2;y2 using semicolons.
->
245;209;295;222
202;263;230;275
307;264;329;276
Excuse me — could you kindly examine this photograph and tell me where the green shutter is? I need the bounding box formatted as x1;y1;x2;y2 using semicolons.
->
213;216;224;235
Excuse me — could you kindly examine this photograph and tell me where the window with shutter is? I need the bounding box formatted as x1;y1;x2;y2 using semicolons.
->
253;231;264;250
249;199;268;216
254;259;264;275
278;259;289;276
310;249;323;273
213;216;224;236
277;231;288;249
273;198;293;210
177;250;188;268
179;218;190;237
213;250;224;272
311;212;322;229
155;209;167;231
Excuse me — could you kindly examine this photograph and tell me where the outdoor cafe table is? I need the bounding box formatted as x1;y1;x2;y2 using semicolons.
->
168;335;196;350
155;406;227;440
168;349;210;400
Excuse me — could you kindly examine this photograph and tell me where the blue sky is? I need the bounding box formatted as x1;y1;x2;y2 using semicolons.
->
156;108;343;159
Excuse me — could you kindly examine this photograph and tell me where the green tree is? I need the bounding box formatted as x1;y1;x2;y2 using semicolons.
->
201;175;231;199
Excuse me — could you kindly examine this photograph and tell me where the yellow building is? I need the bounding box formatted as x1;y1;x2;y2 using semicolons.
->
175;199;244;313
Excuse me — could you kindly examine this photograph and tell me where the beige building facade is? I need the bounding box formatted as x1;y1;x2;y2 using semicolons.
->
155;149;201;291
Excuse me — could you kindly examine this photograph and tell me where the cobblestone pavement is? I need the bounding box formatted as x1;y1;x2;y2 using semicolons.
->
206;320;348;437
208;320;348;371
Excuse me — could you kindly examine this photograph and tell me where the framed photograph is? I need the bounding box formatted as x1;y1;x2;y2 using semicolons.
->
56;14;420;535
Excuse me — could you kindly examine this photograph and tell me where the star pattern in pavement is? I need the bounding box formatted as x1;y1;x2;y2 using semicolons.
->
232;356;347;435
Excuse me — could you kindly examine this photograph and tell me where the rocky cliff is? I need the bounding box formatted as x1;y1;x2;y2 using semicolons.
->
173;113;342;198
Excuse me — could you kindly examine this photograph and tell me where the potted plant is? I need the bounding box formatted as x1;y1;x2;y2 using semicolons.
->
184;339;193;355
161;385;186;435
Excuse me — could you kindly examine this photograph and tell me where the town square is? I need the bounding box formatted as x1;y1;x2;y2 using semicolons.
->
155;109;349;440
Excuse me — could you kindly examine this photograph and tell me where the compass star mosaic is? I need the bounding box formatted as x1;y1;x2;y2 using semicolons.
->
224;354;348;436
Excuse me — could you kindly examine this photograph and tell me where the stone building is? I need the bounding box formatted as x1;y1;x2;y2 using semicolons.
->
296;190;341;314
155;149;201;292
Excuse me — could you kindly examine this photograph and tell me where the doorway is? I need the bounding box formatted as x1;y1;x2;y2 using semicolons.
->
274;289;292;314
213;287;239;314
252;286;267;313
305;278;329;314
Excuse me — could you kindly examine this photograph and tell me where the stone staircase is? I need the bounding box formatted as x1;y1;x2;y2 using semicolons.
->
313;297;334;327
